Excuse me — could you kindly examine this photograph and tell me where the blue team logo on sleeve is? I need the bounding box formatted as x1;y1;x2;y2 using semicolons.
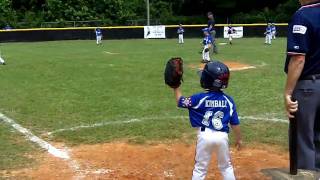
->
178;97;192;108
182;97;192;107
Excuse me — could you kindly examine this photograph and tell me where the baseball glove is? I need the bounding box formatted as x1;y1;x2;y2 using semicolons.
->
164;57;183;88
204;48;210;52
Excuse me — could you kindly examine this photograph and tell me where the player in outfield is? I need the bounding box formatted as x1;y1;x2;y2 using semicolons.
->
95;27;103;45
171;61;242;180
0;56;5;65
177;24;185;44
0;50;6;65
264;23;272;45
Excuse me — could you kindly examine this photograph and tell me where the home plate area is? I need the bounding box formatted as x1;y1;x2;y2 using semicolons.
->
1;143;292;179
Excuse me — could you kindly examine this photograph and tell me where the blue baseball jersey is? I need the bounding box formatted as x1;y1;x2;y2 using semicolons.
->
284;1;320;78
203;35;213;45
266;26;272;34
228;26;234;34
177;27;184;34
178;91;240;133
271;25;276;32
95;29;102;36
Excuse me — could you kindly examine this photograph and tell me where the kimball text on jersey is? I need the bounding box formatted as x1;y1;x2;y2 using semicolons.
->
205;100;227;108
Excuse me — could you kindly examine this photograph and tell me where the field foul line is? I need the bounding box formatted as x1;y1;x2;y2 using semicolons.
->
104;51;119;55
47;115;288;136
0;113;70;159
47;116;185;136
0;113;89;179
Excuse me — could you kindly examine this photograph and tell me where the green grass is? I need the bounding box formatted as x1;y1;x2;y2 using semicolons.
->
0;38;289;170
0;123;38;170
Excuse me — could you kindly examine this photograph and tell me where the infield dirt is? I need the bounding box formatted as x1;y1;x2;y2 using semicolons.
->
1;142;288;179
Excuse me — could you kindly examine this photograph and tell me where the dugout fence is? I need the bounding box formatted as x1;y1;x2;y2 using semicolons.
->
0;24;288;42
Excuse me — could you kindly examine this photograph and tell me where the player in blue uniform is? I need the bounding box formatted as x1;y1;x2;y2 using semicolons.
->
0;53;5;65
264;23;272;45
177;24;184;44
202;28;213;63
171;61;242;180
207;12;218;54
284;0;320;171
95;28;103;45
0;47;6;65
271;23;277;39
227;25;236;45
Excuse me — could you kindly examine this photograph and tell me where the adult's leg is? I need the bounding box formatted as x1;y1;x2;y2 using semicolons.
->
293;80;318;170
314;111;320;169
211;30;218;54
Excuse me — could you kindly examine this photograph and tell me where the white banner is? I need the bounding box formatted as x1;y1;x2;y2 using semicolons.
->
144;26;166;39
223;26;243;38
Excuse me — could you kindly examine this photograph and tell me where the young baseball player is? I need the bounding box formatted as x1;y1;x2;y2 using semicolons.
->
271;23;277;39
172;61;242;180
227;25;236;45
202;28;213;63
0;50;6;65
95;27;103;45
177;24;184;44
0;56;5;65
264;23;272;45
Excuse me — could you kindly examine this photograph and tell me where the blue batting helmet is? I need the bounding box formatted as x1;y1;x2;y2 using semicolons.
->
200;61;230;89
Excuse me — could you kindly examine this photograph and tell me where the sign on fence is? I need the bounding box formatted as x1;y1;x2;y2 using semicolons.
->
223;26;244;38
144;26;166;39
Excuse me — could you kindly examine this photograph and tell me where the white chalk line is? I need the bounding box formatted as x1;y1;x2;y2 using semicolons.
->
47;115;288;136
0;113;113;179
104;51;119;55
0;113;70;159
47;116;185;136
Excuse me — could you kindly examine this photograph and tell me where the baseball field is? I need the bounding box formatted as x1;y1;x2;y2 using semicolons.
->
0;38;290;179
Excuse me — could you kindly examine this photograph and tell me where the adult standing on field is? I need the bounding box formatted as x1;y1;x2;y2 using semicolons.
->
284;0;320;172
207;12;218;54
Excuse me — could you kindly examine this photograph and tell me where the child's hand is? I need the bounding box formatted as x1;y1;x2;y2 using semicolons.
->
235;139;242;151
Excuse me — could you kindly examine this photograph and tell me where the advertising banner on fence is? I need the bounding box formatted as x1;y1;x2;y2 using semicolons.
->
223;26;244;38
144;26;166;39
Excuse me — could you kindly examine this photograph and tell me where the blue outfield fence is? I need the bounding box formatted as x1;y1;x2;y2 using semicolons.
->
0;24;288;42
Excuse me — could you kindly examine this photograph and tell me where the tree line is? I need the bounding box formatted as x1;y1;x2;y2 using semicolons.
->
0;0;299;28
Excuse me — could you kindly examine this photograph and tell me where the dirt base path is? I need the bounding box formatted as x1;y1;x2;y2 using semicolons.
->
2;143;289;179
